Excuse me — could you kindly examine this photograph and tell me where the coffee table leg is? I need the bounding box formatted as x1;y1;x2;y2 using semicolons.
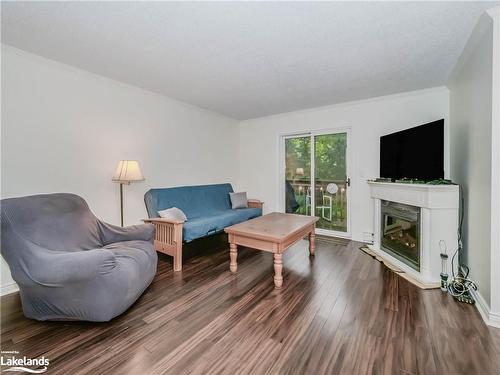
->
230;243;238;273
273;253;283;289
309;229;316;256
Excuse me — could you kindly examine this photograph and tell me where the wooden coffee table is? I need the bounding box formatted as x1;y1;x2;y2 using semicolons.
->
224;212;319;289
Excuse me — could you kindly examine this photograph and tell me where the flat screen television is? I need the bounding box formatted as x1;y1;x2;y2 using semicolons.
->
380;119;444;181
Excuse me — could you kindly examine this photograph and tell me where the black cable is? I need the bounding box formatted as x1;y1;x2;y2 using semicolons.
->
447;184;477;299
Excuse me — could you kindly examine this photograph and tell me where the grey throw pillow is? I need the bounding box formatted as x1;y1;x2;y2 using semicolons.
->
229;192;248;209
158;207;187;222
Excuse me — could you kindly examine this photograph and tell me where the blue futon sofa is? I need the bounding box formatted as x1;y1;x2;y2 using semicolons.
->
144;183;263;270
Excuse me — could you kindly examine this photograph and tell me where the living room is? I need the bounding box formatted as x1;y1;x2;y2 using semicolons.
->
1;2;500;374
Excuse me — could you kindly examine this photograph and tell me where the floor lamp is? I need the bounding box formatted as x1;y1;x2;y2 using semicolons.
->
112;160;145;227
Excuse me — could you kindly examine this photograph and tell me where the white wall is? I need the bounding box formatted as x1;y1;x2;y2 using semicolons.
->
448;17;493;307
490;8;500;327
1;46;239;294
238;87;450;243
448;8;500;326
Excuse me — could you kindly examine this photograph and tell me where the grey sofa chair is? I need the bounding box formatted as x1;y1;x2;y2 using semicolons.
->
0;193;157;322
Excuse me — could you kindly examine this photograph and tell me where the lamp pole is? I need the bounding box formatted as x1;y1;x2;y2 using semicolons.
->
120;182;124;227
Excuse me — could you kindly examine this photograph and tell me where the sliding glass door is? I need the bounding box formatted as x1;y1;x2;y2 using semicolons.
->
313;133;348;233
283;130;350;237
284;136;311;216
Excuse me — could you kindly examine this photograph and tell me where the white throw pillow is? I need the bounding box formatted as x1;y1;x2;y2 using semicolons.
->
158;207;187;222
229;192;248;209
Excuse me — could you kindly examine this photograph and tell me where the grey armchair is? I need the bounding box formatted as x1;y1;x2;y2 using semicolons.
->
0;193;157;322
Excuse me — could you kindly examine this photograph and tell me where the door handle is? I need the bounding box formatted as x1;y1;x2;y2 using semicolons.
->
346;178;351;187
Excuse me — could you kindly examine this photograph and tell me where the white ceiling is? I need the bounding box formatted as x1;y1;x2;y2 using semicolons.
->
2;2;498;120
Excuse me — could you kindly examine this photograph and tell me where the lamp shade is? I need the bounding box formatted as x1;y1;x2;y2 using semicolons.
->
295;167;304;176
112;160;145;183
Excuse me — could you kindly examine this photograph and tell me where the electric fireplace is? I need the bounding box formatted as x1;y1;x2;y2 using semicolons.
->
368;181;459;287
381;200;420;271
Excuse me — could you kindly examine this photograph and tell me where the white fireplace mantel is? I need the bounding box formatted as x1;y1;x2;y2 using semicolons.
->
367;181;459;287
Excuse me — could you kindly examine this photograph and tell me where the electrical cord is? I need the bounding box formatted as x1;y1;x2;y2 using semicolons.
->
446;184;477;301
447;267;477;298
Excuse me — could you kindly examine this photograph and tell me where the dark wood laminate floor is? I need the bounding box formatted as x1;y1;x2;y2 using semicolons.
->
2;235;500;375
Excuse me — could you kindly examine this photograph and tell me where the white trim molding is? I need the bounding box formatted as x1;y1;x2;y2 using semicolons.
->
1;281;19;296
471;289;500;328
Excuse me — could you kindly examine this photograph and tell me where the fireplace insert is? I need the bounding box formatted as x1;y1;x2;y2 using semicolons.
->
381;200;420;271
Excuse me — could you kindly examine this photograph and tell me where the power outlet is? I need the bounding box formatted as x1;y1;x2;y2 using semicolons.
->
363;232;374;244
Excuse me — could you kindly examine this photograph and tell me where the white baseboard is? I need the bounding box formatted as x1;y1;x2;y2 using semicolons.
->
1;281;19;296
471;289;500;328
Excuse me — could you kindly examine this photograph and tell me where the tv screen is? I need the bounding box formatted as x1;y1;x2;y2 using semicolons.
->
380;119;444;181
